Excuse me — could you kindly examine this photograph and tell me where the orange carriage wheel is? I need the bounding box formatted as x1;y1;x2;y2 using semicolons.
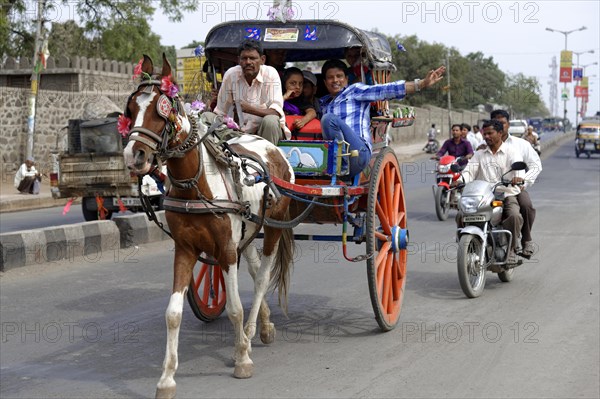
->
366;148;408;331
187;260;227;322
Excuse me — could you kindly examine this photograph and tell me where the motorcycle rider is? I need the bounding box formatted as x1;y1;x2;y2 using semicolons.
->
434;124;474;163
491;109;542;259
523;125;541;154
457;119;525;264
423;123;438;152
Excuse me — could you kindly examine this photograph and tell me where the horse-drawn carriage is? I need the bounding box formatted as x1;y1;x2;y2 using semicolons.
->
189;19;412;331
124;19;424;398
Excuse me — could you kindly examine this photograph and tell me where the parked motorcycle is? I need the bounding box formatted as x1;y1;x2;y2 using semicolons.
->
454;161;528;298
432;155;465;221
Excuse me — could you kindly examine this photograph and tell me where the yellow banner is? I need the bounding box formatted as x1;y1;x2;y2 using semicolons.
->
175;55;207;95
560;51;572;67
581;77;589;88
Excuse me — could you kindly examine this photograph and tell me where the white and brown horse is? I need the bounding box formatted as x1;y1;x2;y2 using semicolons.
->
123;54;294;398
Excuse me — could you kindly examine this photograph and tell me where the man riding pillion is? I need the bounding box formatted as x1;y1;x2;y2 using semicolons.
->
456;119;525;265
491;110;542;259
319;59;445;177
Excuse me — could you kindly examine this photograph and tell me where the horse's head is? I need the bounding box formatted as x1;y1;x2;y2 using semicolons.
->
123;54;191;175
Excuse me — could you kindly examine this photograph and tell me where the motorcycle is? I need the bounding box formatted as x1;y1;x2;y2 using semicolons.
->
423;138;440;154
423;129;441;153
454;161;528;298
432;155;465;221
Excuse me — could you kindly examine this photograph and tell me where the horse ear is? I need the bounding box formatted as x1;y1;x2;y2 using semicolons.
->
161;53;172;77
142;54;154;75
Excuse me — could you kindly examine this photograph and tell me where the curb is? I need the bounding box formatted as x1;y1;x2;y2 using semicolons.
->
0;195;81;214
0;212;172;271
0;221;120;271
112;211;170;248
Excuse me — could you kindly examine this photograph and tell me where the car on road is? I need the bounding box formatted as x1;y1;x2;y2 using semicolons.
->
508;119;528;137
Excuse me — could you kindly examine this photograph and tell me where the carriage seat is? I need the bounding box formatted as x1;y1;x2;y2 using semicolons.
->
285;115;323;141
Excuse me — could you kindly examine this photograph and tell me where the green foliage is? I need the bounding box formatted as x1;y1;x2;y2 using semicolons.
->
500;73;550;118
389;34;547;117
2;0;196;63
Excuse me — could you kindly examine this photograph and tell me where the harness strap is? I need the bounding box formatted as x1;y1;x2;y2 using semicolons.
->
129;134;161;151
162;197;248;214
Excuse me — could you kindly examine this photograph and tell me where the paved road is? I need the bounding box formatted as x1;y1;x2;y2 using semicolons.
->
1;140;598;398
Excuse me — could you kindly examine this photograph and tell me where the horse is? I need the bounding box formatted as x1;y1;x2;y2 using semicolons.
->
123;54;295;398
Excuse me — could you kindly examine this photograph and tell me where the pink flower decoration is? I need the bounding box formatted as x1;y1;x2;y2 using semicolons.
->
223;116;239;130
133;59;143;80
191;100;205;111
161;75;179;97
117;114;132;137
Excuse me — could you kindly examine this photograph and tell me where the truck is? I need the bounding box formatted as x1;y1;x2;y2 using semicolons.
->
49;117;164;221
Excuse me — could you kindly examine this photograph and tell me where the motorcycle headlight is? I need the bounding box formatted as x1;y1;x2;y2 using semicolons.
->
438;164;451;173
460;196;483;214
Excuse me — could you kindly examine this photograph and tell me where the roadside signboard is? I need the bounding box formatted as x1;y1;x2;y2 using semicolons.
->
573;67;583;81
559;50;572;83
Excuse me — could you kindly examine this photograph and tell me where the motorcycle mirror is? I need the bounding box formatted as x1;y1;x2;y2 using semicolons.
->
511;161;528;171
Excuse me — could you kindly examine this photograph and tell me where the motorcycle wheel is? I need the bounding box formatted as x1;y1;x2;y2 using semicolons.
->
434;186;449;221
457;235;486;298
498;268;514;282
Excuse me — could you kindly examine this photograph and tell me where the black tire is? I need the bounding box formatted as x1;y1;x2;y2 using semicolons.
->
457;235;486;298
498;268;515;282
434;186;449;221
81;197;113;221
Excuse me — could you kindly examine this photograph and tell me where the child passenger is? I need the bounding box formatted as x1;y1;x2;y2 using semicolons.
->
302;70;322;119
282;67;318;131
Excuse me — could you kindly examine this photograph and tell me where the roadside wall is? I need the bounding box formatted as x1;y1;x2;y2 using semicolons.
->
1;56;136;180
389;104;488;143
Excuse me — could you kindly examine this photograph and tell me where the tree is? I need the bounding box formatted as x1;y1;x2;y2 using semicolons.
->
2;0;199;59
500;73;550;118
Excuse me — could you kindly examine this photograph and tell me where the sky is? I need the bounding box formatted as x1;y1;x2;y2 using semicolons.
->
149;0;600;123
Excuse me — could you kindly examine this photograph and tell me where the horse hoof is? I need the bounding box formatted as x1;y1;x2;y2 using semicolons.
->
260;323;276;344
155;385;176;399
234;363;254;379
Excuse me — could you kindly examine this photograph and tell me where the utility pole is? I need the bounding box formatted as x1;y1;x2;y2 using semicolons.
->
26;0;47;160
446;48;452;139
548;56;558;116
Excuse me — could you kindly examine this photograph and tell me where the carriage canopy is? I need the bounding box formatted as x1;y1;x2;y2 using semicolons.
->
204;19;396;71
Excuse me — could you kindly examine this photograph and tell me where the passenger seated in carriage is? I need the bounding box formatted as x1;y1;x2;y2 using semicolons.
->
213;39;286;144
320;59;446;177
345;45;374;85
302;70;322;119
281;67;319;137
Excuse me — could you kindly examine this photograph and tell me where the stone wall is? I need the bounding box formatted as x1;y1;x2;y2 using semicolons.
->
1;56;138;180
0;87;131;180
389;104;488;143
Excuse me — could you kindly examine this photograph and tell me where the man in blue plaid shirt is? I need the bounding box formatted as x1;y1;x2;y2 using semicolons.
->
320;59;445;176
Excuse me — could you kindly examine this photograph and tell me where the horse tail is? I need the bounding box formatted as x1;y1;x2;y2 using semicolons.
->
270;209;295;315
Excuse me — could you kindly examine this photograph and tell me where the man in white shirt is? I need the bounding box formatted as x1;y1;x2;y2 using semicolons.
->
472;124;484;147
491;110;542;259
462;123;484;151
460;119;524;263
14;156;41;194
214;39;286;144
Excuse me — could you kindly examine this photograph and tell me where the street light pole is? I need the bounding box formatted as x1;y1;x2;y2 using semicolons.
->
545;26;587;128
573;50;595;126
581;63;599;120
